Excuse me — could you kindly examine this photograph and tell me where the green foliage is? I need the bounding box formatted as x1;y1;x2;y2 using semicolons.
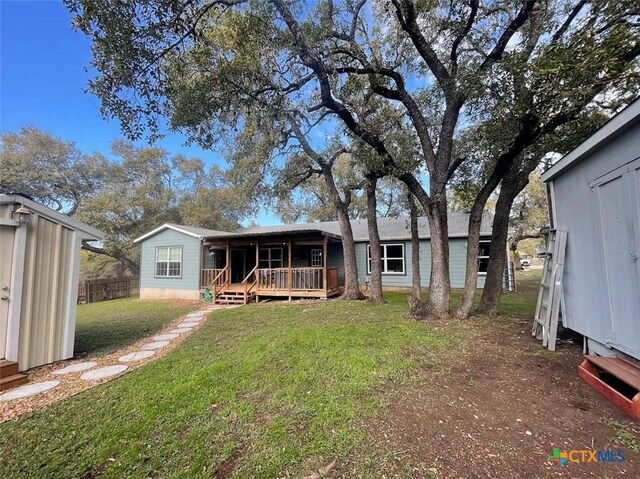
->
510;172;548;249
1;127;251;275
0;127;107;214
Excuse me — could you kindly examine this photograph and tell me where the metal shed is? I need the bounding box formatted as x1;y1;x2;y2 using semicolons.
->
542;99;640;361
0;194;104;375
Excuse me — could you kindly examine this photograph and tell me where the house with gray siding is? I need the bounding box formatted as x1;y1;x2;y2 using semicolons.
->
135;212;495;304
542;99;640;363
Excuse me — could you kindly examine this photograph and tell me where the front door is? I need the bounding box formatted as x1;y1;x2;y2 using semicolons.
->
230;249;246;283
0;224;15;359
595;158;640;358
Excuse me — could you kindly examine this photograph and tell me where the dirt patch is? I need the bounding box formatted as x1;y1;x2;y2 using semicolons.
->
367;317;640;478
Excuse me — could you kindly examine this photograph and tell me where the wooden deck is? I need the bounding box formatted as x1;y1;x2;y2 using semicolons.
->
204;266;341;305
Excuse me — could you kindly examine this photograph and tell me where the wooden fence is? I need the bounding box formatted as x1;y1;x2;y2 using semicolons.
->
78;277;140;304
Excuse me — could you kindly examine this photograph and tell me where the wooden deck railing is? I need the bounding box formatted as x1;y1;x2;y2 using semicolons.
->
242;265;258;299
202;268;226;288
291;267;323;290
211;266;229;301
258;268;289;289
205;266;340;298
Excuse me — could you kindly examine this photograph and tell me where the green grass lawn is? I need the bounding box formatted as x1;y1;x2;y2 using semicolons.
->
0;272;541;478
74;298;200;357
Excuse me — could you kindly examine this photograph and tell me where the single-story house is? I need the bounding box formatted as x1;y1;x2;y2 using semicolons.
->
134;212;496;304
542;98;640;362
0;194;105;385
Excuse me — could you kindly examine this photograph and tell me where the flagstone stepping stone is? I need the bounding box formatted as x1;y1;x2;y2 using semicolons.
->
153;333;179;341
81;365;128;381
118;350;155;362
168;327;193;334
185;313;205;319
52;361;97;375
141;340;170;350
181;320;201;326
0;381;60;401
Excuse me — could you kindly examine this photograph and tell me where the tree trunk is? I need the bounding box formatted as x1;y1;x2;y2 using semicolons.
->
366;176;384;304
425;190;450;318
321;167;364;300
455;165;512;318
478;162;533;314
408;191;427;318
408;192;421;301
477;192;511;314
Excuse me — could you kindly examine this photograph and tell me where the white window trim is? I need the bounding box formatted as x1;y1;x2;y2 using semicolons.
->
478;239;491;276
259;247;284;269
155;245;183;278
310;248;322;267
367;243;406;275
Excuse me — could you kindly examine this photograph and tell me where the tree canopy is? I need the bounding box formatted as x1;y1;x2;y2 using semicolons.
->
1;127;251;275
65;0;640;316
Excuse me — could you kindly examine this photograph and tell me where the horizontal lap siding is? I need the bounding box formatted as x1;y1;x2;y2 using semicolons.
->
356;238;484;289
140;230;201;290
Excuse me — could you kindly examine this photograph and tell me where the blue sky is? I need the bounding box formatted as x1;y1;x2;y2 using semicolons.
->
0;0;279;225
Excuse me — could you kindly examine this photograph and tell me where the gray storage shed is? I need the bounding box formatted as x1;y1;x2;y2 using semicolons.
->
0;194;105;372
542;99;640;361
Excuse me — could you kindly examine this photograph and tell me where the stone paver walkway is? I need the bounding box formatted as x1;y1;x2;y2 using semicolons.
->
0;381;60;402
0;303;228;420
52;361;97;375
81;365;128;381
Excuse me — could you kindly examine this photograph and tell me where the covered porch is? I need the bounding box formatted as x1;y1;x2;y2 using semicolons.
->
201;230;343;304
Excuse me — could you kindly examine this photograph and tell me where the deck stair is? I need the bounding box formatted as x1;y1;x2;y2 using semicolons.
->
0;360;28;391
215;289;255;305
578;355;640;419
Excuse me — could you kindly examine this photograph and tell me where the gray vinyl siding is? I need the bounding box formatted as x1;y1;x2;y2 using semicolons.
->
140;229;201;290
356;239;486;289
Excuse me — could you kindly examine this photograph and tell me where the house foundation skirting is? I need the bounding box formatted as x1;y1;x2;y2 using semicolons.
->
139;287;200;301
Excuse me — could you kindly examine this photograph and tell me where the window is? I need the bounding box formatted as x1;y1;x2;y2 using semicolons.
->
156;246;182;277
259;247;283;268
311;249;322;267
478;240;491;274
367;243;405;274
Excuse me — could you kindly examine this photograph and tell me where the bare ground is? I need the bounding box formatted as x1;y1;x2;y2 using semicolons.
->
366;316;640;479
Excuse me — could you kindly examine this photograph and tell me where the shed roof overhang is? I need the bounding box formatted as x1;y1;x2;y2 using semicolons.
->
0;194;105;241
541;98;640;182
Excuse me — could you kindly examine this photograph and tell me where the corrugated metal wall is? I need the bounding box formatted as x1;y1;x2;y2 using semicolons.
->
18;213;75;369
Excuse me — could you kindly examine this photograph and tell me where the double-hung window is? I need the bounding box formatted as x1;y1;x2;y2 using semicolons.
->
259;247;283;269
367;243;405;274
478;240;491;274
156;246;182;278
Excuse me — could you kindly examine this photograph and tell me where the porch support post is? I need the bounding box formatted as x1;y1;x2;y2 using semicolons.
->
200;241;206;289
288;237;292;301
226;241;230;284
322;236;328;297
255;240;260;302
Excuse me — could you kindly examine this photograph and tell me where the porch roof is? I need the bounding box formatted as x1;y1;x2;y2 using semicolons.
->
203;228;341;242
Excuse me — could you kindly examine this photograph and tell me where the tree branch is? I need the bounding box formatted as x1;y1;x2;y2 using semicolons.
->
478;1;536;72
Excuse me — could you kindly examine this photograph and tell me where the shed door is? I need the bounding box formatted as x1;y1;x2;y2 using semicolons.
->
595;158;640;358
0;224;15;359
